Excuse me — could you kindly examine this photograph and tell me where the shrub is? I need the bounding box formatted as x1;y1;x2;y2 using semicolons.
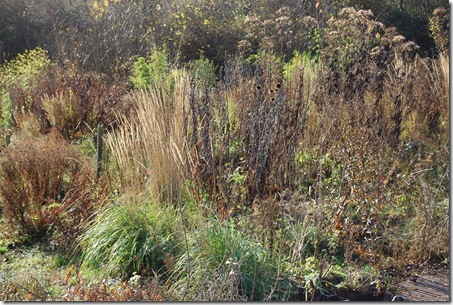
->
429;7;449;53
0;47;52;130
239;7;318;60
0;47;129;141
318;8;390;100
0;47;51;89
78;193;178;279
0;130;90;238
349;0;448;53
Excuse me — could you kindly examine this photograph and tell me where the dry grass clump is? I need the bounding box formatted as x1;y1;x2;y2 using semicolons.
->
41;91;87;140
105;71;193;200
170;219;275;301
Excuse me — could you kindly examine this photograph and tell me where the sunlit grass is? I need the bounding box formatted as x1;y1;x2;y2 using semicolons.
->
78;193;178;278
171;219;275;301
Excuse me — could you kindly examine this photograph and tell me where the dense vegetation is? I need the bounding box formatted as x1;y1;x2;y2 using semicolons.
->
0;0;449;301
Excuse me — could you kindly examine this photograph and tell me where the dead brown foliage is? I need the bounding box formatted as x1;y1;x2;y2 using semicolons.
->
0;130;92;238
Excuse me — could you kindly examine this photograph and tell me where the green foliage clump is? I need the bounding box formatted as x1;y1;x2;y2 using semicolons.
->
52;253;69;268
1;90;13;129
295;148;343;196
171;220;274;301
0;47;51;89
284;51;315;78
130;57;152;89
188;57;217;86
78;194;177;278
130;49;173;91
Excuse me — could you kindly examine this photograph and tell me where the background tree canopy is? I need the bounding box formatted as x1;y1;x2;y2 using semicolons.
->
0;0;449;68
